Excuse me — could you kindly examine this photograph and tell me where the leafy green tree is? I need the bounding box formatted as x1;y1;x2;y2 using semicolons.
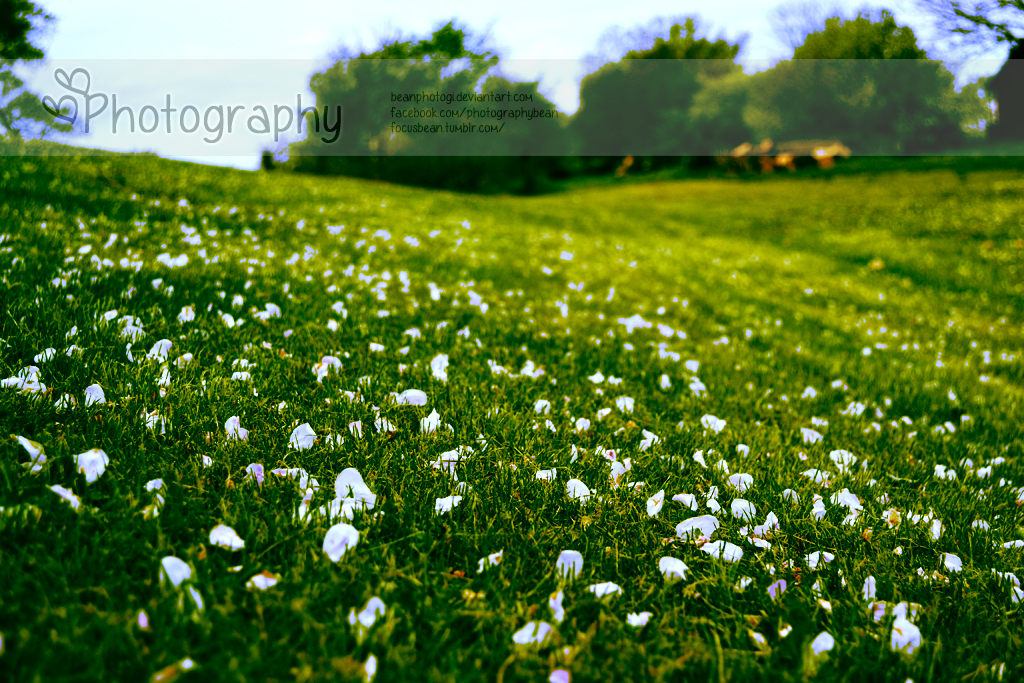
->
742;10;988;153
1;0;71;140
286;22;567;193
290;21;496;160
570;18;744;166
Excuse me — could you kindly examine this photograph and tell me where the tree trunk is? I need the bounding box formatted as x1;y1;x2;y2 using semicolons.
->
986;41;1024;141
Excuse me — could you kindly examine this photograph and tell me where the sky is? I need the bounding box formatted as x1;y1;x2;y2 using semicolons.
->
14;0;1012;169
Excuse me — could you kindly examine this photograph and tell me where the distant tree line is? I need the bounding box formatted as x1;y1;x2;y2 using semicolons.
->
275;11;1000;193
0;2;1014;191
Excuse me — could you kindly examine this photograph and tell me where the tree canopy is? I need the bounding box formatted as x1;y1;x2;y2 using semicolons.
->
1;0;71;140
741;10;987;153
570;18;744;158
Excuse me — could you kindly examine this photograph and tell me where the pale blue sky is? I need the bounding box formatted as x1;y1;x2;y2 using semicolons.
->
19;0;1009;168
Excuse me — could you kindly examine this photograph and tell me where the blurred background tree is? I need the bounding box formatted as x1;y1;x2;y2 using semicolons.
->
740;9;990;153
568;18;745;173
284;21;567;193
1;0;72;141
913;0;1023;140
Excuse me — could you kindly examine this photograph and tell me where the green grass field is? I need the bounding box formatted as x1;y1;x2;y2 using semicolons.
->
1;151;1023;682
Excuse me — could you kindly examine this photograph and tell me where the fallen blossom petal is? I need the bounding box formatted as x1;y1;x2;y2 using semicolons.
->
75;448;109;484
556;550;584;578
323;523;360;562
160;556;191;587
209;524;245;551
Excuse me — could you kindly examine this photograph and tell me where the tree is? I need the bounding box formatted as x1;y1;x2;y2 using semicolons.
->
285;21;567;193
1;0;71;140
570;18;745;166
768;1;859;52
291;21;497;159
913;0;1022;51
913;0;1024;139
742;10;987;153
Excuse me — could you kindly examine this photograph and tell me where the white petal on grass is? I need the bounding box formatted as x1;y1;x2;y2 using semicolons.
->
702;540;743;562
802;469;832;486
626;612;652;627
33;347;57;363
891;617;922;654
11;435;46;473
806;551;835;570
244;463;265;485
431;354;449;382
942;553;963;572
731;499;757;521
160;556;191;587
395;389;427;405
672;493;699;511
615;396;634;413
587;582;622;599
512;621;553;646
548;590;565;622
589;371;605;383
313;356;342;383
420;409;442;434
177;306;196;323
811;632;835;656
209;524;245;551
435;495;463;515
565;478;592;502
2;365;45;394
647;489;665;517
75;448;109;484
51;484;81;509
140;409;170;434
323;523;360;562
700;414;726;432
676;514;720;540
225;416;249;440
728;473;753;493
54;393;77;410
829;449;858;473
801;428;823;444
536;469;557;482
477;550;504;573
335;468;377;510
639;429;661;451
247;571;280;590
84;384;106;406
658;557;688;583
289;423;317;450
556;550;584;578
147;339;173;363
863;576;877;601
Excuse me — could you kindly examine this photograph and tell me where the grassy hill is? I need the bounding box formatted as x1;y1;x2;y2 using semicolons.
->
1;151;1023;682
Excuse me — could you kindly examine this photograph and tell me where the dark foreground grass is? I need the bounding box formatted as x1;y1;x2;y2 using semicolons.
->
1;153;1023;683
